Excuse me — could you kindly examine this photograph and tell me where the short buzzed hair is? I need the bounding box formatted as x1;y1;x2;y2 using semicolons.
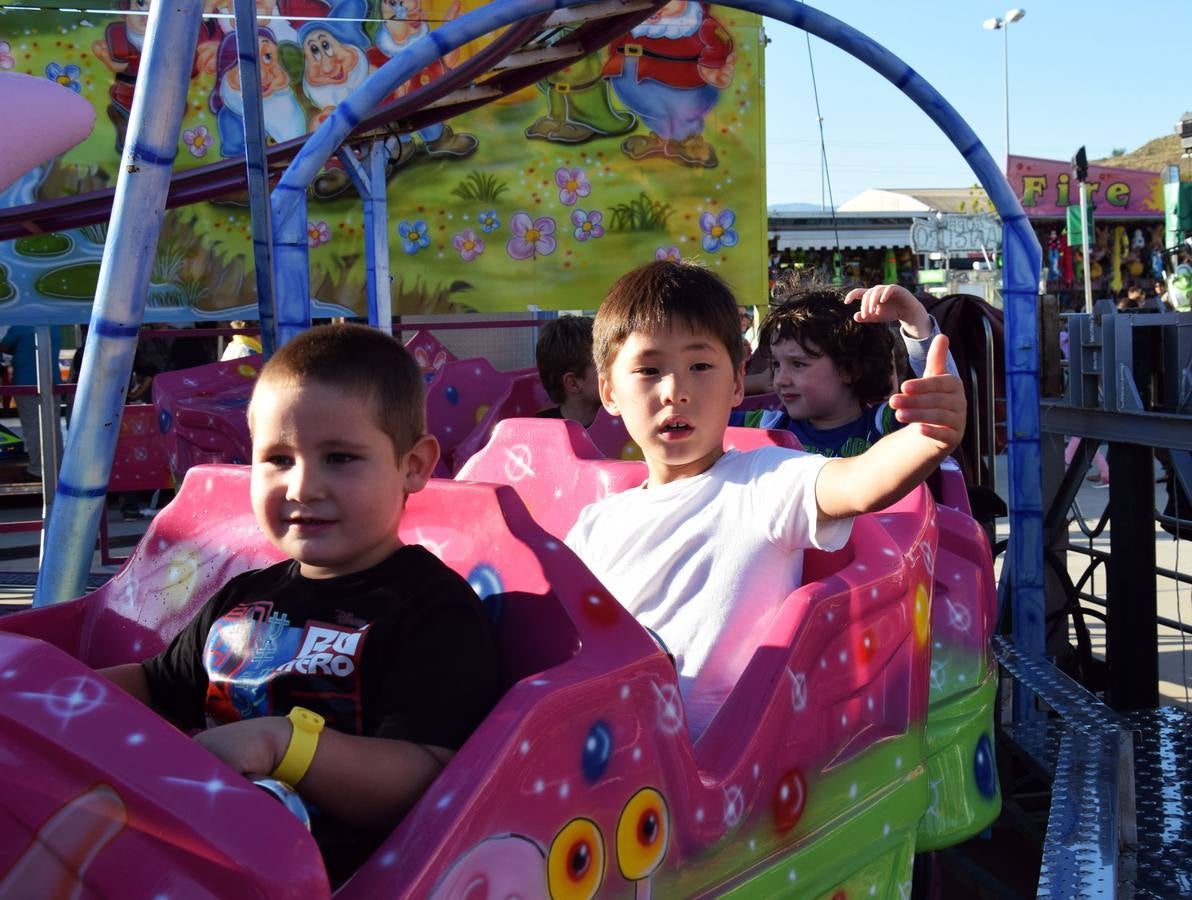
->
250;323;425;456
535;315;594;403
594;261;745;375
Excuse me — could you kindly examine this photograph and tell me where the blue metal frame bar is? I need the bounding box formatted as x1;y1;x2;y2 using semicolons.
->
232;0;279;356
35;0;205;606
720;1;1045;715
337;140;393;329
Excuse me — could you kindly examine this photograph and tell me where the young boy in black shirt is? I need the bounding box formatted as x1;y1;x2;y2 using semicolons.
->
102;324;501;883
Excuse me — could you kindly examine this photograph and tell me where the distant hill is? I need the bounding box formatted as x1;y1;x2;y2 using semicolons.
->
1093;134;1185;174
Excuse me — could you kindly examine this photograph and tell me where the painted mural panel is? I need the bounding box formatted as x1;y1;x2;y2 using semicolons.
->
0;0;766;324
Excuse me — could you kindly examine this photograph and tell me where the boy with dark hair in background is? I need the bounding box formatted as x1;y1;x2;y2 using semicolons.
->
534;314;601;427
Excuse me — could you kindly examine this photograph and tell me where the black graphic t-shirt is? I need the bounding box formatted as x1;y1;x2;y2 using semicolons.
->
142;545;502;881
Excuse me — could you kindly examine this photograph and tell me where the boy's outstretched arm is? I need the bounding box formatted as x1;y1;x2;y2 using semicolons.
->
815;334;965;519
195;718;450;831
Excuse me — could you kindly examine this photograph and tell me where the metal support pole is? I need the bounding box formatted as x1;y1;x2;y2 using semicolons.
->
1001;22;1010;169
1040;430;1073;660
32;326;60;496
35;0;204;606
1105;441;1159;710
232;0;279;357
339;139;392;331
368;141;392;331
1079;182;1094;315
33;326;59;539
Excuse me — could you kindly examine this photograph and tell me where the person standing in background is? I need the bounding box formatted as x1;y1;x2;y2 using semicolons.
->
221;321;263;360
0;325;63;481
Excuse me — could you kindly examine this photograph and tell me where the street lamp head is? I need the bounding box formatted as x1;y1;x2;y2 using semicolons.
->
983;9;1024;29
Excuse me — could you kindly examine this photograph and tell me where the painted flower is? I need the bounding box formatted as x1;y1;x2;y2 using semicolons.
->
307;220;330;248
45;61;81;93
655;246;682;262
183;125;212;158
0;42;14;70
506;212;556;260
571;209;604;242
477;210;500;233
453;228;485;262
399;219;431;255
700;209;738;253
555;167;591;206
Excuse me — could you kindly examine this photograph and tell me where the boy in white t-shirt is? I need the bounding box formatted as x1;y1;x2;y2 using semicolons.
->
565;261;966;739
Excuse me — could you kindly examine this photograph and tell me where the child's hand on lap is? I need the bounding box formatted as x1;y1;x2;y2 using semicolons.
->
195;717;290;778
844;284;933;339
887;335;965;452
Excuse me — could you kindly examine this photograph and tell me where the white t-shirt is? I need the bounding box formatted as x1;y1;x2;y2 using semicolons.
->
565;447;853;739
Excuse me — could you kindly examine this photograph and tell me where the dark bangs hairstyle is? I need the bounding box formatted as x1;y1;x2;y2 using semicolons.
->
250;323;426;457
761;277;895;406
593;260;746;374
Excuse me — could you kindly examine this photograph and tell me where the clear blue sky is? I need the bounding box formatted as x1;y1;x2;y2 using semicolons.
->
763;0;1191;208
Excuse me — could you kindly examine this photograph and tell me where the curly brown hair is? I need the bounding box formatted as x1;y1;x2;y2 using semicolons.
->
761;278;895;406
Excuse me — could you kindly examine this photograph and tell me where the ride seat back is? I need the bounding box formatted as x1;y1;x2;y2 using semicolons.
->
698;484;937;774
449;372;552;475
0;465;281;666
585;407;642;460
425;358;533;476
153;356;260;480
404;329;456;383
109;404;175;492
455;418;646;539
403;480;588;686
724;425;803;452
460;418;804;539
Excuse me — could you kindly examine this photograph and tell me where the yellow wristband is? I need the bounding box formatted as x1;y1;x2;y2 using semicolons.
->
270;707;325;786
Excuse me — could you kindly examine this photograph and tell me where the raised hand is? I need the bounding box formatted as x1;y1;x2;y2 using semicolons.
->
887;334;966;450
844;284;932;338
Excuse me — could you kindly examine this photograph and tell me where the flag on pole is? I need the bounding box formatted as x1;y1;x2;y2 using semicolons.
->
1066;187;1094;246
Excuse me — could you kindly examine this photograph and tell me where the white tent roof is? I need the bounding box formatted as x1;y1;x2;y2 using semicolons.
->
838;188;996;215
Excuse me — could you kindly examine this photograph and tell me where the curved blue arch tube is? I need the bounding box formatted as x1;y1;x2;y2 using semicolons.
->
43;0;1045;702
713;0;1046;712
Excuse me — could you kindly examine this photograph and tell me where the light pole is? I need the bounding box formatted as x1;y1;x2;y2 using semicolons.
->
982;8;1025;169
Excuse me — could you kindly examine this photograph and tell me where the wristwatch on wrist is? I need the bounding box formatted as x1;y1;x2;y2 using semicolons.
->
270;706;325;786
